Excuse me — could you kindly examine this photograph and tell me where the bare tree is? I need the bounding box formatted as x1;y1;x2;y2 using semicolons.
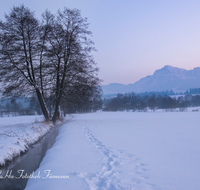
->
42;8;101;122
0;5;49;120
0;5;101;122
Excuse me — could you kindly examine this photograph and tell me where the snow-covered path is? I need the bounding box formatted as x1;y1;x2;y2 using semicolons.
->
25;112;200;190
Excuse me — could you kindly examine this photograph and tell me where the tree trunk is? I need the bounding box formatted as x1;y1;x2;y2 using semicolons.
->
52;93;62;124
35;88;49;121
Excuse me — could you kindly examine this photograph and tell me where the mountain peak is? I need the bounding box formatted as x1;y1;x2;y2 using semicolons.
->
163;65;173;69
102;65;200;94
153;65;187;78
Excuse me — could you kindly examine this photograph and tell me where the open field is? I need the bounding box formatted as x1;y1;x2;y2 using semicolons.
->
25;111;200;190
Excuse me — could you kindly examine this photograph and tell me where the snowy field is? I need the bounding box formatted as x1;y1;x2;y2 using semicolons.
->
0;115;53;166
25;111;200;190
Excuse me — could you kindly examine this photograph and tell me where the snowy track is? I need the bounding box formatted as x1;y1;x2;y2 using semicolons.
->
80;123;153;190
25;112;200;190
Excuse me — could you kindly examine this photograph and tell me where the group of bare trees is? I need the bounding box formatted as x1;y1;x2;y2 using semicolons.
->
103;93;200;112
0;98;35;117
0;5;101;122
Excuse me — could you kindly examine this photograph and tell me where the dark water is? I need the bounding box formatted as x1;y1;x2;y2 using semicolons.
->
0;123;61;190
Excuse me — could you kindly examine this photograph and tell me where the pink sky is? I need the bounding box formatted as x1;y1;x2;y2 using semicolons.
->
1;0;200;85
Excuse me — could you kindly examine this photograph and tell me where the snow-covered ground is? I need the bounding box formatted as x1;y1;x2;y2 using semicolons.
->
24;111;200;190
0;115;53;166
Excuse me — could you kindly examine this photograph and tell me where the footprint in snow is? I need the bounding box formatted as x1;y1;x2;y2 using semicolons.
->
78;125;156;190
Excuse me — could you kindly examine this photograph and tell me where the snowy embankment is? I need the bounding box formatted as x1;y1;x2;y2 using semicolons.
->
0;115;53;167
25;110;200;190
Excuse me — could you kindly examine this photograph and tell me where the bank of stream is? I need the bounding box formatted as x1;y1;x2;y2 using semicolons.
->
0;121;64;190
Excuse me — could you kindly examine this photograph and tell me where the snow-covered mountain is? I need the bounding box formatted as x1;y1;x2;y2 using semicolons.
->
102;65;200;94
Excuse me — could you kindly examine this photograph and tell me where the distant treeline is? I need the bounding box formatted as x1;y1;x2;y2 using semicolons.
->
133;88;200;96
1;87;200;116
103;92;200;112
0;91;103;116
102;90;176;98
102;88;200;99
0;98;35;117
184;88;200;95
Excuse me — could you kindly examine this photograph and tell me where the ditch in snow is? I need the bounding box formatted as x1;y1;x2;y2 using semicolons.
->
0;123;60;190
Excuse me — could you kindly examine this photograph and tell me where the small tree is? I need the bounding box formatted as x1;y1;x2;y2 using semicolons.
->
148;94;156;111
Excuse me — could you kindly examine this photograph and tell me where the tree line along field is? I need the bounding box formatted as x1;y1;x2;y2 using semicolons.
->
1;92;200;117
103;92;200;112
0;93;102;117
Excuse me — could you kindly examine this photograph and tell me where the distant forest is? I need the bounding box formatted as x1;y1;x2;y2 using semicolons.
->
103;88;200;98
184;88;200;95
140;88;200;96
0;88;200;116
0;93;102;117
103;89;200;112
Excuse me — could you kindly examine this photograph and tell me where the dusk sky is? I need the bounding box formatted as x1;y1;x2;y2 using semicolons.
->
1;0;200;85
